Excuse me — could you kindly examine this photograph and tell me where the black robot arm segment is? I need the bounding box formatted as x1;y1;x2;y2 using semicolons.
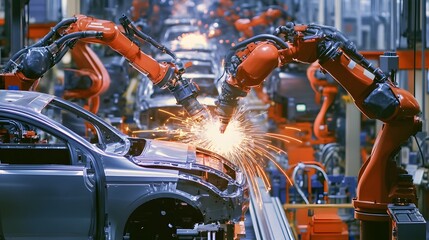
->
17;31;103;79
216;81;248;133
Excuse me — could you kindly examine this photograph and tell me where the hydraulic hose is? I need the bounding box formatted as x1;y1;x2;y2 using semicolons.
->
119;15;177;60
3;17;78;73
291;163;330;204
53;31;103;47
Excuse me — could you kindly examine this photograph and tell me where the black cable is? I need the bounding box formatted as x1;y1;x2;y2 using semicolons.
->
308;23;388;82
37;17;78;46
230;33;289;51
119;14;177;60
52;42;75;65
49;32;102;67
53;31;102;47
216;67;226;85
413;135;427;167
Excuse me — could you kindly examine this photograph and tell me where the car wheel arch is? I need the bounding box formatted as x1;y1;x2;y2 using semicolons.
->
117;191;206;239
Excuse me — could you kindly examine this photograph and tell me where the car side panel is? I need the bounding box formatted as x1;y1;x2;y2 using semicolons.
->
0;165;93;239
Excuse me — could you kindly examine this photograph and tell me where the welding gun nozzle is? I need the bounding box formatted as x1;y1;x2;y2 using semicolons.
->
219;123;227;134
192;108;211;122
215;104;235;134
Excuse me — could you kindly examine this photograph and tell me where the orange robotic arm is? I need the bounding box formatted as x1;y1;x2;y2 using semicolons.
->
216;22;421;238
234;7;285;38
63;15;173;86
1;15;208;119
307;61;338;143
64;41;111;114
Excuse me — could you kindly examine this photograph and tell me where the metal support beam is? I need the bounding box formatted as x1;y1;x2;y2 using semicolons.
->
62;0;80;17
345;99;361;177
334;0;342;30
318;0;325;24
5;0;28;57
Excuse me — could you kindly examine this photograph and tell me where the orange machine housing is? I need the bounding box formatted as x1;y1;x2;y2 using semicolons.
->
216;23;421;240
303;209;349;240
234;7;284;38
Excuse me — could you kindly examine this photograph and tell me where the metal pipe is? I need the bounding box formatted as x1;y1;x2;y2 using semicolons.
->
291;164;310;204
307;164;330;193
322;149;339;174
284;203;354;209
320;143;340;163
391;0;397;50
291;163;330;205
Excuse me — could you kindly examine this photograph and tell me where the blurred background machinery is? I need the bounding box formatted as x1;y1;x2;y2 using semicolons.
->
0;0;428;239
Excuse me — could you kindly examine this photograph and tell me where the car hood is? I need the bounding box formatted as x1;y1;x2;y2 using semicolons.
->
134;139;196;163
144;95;216;108
131;139;245;188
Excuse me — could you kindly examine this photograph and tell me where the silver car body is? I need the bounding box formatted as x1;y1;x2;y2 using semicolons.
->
160;25;201;44
0;90;248;239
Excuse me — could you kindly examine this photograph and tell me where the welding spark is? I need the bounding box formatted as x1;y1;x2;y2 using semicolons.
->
132;107;303;191
183;117;248;159
171;32;209;50
179;111;286;191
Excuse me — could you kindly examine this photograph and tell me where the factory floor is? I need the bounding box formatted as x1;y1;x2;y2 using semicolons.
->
240;211;429;240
